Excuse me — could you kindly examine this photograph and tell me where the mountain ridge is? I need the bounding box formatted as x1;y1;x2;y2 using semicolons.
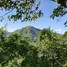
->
13;26;40;43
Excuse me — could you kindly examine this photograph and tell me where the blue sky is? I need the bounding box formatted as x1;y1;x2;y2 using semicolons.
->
0;0;67;34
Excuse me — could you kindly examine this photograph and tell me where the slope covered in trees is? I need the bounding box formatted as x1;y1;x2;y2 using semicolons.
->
0;26;67;67
14;26;40;43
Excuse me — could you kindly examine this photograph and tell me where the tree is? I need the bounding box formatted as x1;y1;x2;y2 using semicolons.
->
0;28;30;66
37;28;67;67
0;26;67;67
21;45;39;67
0;0;42;22
52;0;67;8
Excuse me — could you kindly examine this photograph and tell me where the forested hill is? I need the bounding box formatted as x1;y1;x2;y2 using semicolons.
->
0;26;67;67
13;26;40;43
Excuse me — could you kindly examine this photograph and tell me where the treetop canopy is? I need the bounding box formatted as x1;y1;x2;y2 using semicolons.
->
0;0;67;26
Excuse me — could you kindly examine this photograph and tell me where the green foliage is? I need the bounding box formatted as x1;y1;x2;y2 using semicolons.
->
50;0;67;26
37;28;67;67
0;26;67;67
21;45;38;67
14;26;40;44
0;28;29;66
0;0;67;26
0;0;43;22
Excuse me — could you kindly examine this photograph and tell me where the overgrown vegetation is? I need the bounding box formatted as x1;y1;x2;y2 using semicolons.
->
0;0;67;67
0;26;67;67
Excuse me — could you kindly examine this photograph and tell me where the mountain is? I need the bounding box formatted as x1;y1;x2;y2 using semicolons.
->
14;26;40;43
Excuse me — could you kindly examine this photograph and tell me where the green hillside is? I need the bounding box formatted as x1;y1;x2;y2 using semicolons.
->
0;26;67;67
14;26;40;43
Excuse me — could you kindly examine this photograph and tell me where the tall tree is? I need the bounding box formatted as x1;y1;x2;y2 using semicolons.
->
37;28;67;67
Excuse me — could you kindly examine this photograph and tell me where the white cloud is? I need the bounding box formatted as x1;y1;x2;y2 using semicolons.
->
54;29;62;33
57;29;62;32
7;28;16;32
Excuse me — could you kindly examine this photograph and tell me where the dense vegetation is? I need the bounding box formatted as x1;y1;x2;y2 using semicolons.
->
0;26;67;67
0;0;67;67
14;26;40;44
